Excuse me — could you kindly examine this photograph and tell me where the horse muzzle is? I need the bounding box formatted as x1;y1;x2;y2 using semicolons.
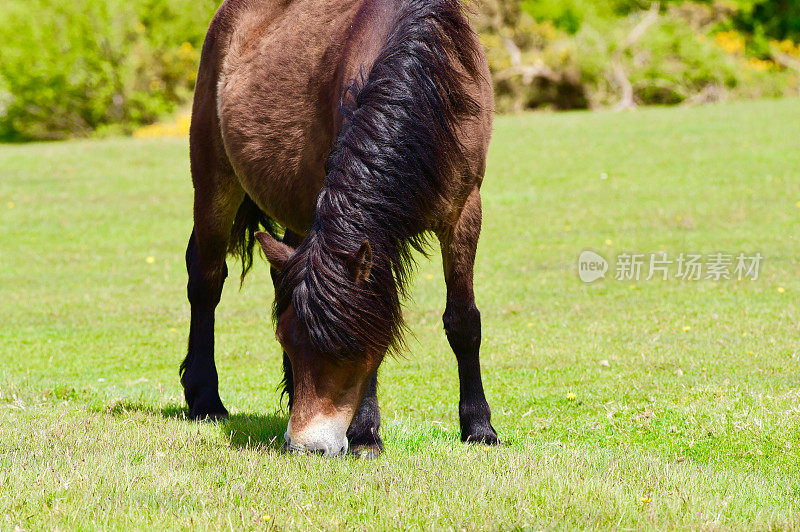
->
282;418;350;457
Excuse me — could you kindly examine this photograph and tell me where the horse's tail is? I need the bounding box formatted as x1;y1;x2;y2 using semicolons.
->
227;194;281;285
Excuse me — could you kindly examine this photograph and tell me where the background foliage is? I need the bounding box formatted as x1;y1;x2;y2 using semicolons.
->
0;0;217;141
0;0;799;140
476;0;800;111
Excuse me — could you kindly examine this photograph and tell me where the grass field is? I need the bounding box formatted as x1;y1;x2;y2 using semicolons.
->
1;98;799;530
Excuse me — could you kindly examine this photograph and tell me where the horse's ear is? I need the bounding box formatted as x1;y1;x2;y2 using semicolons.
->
255;231;294;271
348;240;373;284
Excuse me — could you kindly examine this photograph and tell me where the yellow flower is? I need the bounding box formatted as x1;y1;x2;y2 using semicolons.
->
565;225;571;232
605;239;613;247
640;496;652;503
539;20;557;41
6;201;13;209
715;30;745;55
527;322;533;327
775;39;800;57
566;392;577;400
145;256;155;264
745;58;774;71
796;201;800;208
683;326;691;332
262;515;271;521
133;111;192;139
778;287;786;293
747;351;753;355
176;114;191;133
425;274;434;280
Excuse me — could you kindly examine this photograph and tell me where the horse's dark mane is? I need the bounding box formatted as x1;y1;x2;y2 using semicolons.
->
275;0;481;359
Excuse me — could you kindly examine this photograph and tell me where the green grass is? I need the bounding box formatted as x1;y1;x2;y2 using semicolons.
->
1;98;800;530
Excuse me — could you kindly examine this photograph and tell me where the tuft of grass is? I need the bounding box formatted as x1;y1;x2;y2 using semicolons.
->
1;98;799;529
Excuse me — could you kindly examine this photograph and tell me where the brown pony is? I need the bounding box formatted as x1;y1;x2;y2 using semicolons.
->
181;0;498;457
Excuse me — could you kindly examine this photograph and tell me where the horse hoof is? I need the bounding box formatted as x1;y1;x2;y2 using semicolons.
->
462;425;501;446
192;409;228;422
187;389;229;421
350;444;382;459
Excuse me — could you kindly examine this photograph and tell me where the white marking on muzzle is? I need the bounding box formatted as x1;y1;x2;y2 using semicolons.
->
284;416;350;457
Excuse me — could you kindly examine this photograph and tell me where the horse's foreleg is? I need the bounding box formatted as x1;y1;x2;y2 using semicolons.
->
347;372;383;458
181;167;243;420
439;188;499;444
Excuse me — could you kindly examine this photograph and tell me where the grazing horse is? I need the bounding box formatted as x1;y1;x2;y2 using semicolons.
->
181;0;498;456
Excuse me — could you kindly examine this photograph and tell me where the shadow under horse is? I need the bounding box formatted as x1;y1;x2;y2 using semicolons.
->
104;401;289;451
180;0;499;457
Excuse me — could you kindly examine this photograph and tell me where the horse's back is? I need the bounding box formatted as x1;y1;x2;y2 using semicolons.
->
196;0;492;234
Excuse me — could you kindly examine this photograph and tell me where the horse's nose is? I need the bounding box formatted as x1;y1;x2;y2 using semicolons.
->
283;424;349;457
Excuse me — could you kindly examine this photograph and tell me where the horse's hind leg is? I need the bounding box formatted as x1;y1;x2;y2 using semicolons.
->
438;187;499;444
181;143;243;420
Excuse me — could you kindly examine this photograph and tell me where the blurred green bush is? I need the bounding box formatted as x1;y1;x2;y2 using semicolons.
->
0;0;218;140
0;0;798;140
475;0;800;112
733;0;800;43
